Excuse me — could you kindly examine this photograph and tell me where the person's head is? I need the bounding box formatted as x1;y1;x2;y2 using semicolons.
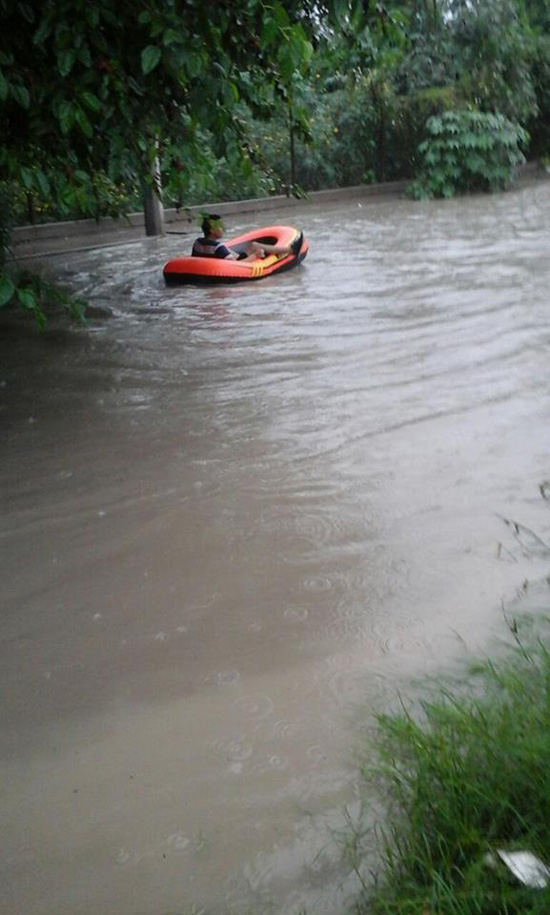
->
201;214;224;238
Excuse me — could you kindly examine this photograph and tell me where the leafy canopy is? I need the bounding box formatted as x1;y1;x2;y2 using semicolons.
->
0;0;316;213
0;0;318;325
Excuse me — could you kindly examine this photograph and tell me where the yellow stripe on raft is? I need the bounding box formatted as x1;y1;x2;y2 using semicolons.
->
250;254;280;277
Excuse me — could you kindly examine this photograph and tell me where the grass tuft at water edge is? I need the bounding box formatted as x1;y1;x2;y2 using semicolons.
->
355;615;550;914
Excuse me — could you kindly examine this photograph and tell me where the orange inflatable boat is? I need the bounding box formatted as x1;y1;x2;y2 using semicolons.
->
163;225;308;285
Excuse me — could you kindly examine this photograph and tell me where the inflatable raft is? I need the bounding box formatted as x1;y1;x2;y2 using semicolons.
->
163;225;308;285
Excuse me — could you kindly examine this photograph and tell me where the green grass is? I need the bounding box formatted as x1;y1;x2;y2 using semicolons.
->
355;616;550;914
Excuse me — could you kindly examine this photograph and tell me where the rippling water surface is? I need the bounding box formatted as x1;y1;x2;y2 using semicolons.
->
2;181;550;915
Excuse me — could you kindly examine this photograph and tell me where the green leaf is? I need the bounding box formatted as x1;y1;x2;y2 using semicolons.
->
185;51;203;78
261;18;279;46
277;43;296;82
58;49;75;77
75;107;93;137
58;100;74;133
141;45;161;75
223;82;239;106
77;45;91;67
18;287;38;310
0;70;8;101
33;16;53;45
81;91;100;112
272;3;290;28
301;38;313;67
11;83;30;108
35;169;50;196
19;165;33;190
163;29;180;46
34;308;47;332
0;276;15;307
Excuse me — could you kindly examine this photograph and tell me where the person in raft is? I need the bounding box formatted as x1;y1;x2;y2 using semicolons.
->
192;214;303;262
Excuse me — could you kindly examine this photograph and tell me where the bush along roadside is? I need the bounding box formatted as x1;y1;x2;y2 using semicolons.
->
408;110;529;199
0;227;86;330
0;266;87;331
354;611;550;914
0;196;87;330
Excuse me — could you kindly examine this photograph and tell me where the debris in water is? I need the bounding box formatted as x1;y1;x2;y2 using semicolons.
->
484;850;550;888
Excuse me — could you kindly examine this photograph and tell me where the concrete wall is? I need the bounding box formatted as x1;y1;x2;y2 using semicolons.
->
11;181;407;246
11;161;547;249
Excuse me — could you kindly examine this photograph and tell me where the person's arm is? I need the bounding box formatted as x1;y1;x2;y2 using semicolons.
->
214;244;237;260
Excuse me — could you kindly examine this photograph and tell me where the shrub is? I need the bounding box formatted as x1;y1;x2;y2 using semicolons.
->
393;86;462;179
357;621;550;914
0;269;87;330
2;171;139;227
409;110;529;199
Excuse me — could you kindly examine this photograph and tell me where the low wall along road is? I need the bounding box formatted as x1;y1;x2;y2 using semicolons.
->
11;181;407;259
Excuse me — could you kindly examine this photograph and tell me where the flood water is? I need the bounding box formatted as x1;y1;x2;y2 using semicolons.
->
2;180;550;915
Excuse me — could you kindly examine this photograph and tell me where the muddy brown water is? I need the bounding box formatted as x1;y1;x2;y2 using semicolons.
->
2;181;550;915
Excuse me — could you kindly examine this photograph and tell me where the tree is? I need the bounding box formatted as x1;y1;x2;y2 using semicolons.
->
447;0;537;124
1;0;318;212
0;0;315;323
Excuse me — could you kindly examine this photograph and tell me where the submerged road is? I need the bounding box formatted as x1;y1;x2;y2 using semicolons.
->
2;180;550;915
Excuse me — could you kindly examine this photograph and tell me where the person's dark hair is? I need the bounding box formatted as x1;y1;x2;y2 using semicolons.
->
201;213;222;235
